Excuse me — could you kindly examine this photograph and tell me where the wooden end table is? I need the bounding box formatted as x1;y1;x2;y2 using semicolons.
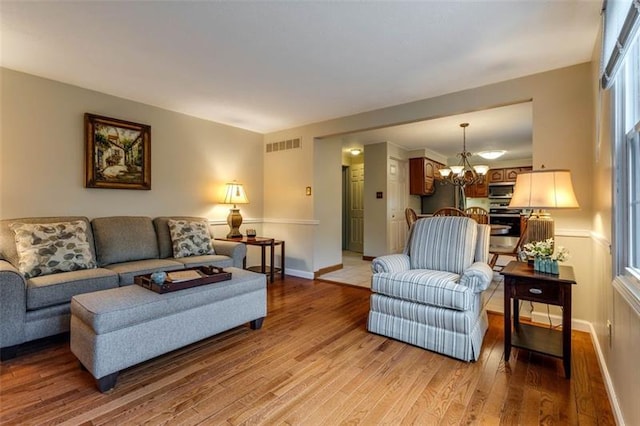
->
216;236;285;283
500;260;576;378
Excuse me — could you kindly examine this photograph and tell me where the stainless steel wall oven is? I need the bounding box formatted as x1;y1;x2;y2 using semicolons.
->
489;212;521;237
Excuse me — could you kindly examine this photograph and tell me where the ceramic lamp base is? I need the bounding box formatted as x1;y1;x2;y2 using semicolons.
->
226;208;243;238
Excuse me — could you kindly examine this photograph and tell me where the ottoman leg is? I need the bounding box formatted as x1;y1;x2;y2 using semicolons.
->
250;317;265;330
96;371;119;393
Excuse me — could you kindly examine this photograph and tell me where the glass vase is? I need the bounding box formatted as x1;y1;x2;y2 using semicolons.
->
533;257;541;272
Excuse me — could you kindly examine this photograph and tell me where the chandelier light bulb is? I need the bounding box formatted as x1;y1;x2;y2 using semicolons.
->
473;165;490;175
450;165;464;175
439;168;452;177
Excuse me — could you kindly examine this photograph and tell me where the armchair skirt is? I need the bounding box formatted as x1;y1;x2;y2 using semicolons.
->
368;293;488;362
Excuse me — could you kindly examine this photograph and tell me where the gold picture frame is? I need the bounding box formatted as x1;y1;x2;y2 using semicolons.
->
85;113;151;190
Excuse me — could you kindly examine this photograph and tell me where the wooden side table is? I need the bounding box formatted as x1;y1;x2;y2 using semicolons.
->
500;261;576;378
216;236;285;283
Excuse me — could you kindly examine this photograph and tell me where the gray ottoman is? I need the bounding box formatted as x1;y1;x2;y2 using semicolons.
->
70;267;266;392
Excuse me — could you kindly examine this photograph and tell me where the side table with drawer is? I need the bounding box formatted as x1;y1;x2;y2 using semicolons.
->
500;260;577;378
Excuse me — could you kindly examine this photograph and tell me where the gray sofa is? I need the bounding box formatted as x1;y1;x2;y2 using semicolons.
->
0;215;246;359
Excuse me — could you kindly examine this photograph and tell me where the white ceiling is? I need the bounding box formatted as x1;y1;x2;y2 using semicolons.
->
1;1;601;134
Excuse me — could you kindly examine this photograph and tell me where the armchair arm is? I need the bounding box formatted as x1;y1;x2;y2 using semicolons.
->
371;254;411;274
212;240;247;269
0;260;27;348
460;261;493;293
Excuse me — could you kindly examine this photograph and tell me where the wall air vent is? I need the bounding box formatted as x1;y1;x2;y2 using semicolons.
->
266;138;301;153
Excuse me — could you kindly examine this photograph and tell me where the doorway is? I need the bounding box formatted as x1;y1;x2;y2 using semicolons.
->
388;157;408;254
342;162;364;253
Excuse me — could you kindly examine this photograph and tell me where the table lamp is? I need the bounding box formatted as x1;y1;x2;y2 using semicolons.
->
222;181;249;238
509;169;579;243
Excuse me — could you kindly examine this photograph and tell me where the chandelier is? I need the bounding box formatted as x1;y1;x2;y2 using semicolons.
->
439;123;489;187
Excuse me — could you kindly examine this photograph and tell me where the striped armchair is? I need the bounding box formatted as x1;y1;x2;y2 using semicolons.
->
367;216;492;361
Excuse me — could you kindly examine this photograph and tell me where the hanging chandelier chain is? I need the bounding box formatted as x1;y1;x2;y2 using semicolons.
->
439;122;487;189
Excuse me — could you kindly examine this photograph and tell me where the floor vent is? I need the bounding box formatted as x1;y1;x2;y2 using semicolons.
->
266;138;301;153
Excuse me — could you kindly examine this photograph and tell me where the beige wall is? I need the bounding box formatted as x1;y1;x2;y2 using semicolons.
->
313;137;342;270
363;142;388;257
0;68;264;239
265;63;594;273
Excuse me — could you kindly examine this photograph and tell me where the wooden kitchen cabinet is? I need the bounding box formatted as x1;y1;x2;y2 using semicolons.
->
488;169;505;183
410;157;443;195
488;167;532;183
505;168;521;181
464;179;488;198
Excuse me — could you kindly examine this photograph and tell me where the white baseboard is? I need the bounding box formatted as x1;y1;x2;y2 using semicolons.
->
530;311;591;332
283;268;314;280
585;322;625;425
529;312;624;425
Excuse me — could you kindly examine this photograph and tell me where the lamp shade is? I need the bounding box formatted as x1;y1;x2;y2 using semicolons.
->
222;182;249;206
509;169;579;209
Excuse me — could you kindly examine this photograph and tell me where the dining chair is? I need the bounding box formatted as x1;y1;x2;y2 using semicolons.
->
489;220;529;270
433;207;467;217
465;207;489;224
404;207;418;229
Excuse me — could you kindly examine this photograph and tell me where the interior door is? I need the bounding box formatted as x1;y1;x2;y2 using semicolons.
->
388;158;408;253
348;163;364;253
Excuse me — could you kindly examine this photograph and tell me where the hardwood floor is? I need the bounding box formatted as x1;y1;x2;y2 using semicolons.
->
0;277;615;425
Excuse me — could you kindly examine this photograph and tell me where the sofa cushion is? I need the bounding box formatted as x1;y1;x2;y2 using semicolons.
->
10;220;97;278
408;217;477;274
371;270;473;311
174;254;234;269
104;258;184;285
0;217;96;267
27;268;119;310
168;219;215;258
92;217;159;266
153;216;212;259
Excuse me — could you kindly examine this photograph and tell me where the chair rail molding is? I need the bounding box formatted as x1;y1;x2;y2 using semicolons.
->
208;218;263;226
263;218;320;225
209;218;320;226
555;228;592;238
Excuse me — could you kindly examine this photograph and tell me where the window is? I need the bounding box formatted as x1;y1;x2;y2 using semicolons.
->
612;24;640;305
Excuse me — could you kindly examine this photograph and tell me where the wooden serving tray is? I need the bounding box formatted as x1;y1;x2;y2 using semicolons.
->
134;266;232;294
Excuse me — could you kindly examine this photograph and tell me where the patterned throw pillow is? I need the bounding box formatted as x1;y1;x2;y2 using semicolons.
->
9;221;97;278
168;219;215;258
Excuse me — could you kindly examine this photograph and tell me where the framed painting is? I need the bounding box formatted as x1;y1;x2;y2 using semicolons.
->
85;113;151;190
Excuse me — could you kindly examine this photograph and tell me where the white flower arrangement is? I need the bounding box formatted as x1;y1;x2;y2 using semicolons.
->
551;246;570;262
522;238;570;262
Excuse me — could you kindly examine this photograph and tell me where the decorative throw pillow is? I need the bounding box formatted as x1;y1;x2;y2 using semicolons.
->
168;219;215;258
9;221;97;278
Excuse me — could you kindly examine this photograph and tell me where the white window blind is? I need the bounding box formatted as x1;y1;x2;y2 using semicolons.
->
601;0;640;88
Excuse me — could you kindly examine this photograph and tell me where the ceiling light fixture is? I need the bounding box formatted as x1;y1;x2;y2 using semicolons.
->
477;150;506;160
350;148;362;156
438;123;489;188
